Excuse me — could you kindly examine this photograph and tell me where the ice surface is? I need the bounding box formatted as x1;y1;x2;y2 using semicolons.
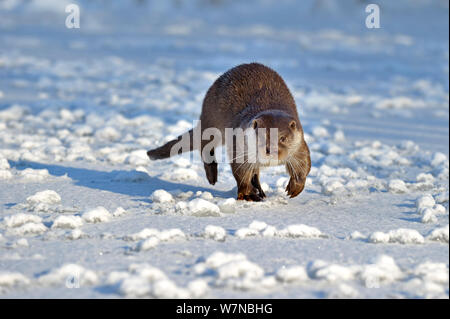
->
0;0;448;299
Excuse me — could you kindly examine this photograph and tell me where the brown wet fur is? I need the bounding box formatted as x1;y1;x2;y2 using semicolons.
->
147;63;311;201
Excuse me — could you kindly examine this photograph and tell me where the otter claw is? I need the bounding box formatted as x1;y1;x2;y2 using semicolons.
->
237;192;264;202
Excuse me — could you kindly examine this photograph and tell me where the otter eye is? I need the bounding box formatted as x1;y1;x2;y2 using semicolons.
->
290;121;296;129
279;136;286;143
253;121;258;129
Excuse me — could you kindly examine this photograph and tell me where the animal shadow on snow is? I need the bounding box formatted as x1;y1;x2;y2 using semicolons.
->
9;160;234;201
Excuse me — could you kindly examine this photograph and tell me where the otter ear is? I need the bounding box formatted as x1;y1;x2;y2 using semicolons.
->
289;120;296;130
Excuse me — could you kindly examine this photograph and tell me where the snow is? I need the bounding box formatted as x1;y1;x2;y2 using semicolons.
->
151;189;173;203
3;213;42;228
38;264;98;286
82;207;112;223
416;195;436;210
136;237;160;252
204;225;227;242
427;225;449;243
124;228;186;242
278;224;325;238
51;215;83;229
369;229;425;245
388;179;409;194
66;229;85;240
11;222;47;236
276;266;308;283
0;272;30;290
26;190;61;206
186;198;221;217
218;198;236;214
0;0;448;299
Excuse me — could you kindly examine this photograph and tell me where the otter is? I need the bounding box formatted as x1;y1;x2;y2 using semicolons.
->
147;63;311;201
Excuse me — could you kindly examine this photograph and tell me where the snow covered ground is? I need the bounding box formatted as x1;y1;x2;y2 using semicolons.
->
0;0;448;298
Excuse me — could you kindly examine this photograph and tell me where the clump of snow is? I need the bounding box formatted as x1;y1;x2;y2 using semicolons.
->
186;198;221;217
234;221;325;240
38;264;98;286
0;169;13;180
235;227;259;239
19;168;51;182
416;194;435;210
51;215;83;229
95;127;120;141
375;96;426;110
66;229;86;240
218;198;236;214
420;208;438;223
388;179;409;194
430;152;447;167
327;283;359;298
204;225;226;242
125;150;149;166
307;260;357;282
151;189;173;203
0;104;29;121
16;238;29;247
249;220;268;232
136;237;160;251
110;264;207;298
413;262;449;284
82;207;112;223
416;173;434;183
278;224;325;239
195;251;265;290
200;191;214;200
276;177;289;192
261;226;278;237
369;229;425;244
12;222;47;236
321;180;346;195
124;228;186;242
312;126;329;138
0;272;30;288
348;231;366;240
415;194;446;223
4;213;42;228
358;255;403;287
427;225;449;243
435;192;449;204
276;266;308;283
419;204;445;224
0;157;10;170
124;228;159;241
26;190;61;206
112;207;127;217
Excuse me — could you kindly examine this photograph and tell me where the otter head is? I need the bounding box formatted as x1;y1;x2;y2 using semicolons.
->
248;110;303;166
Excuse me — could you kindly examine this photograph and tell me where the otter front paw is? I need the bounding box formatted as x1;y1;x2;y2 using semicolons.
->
285;177;305;198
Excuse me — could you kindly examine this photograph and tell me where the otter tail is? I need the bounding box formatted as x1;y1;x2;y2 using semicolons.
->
147;129;195;160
